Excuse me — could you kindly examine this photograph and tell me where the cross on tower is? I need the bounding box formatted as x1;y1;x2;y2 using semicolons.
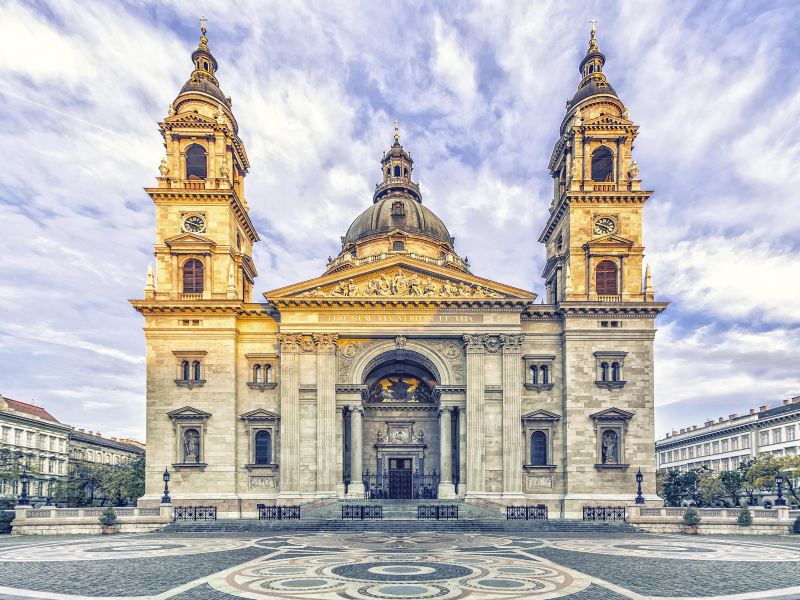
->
589;18;597;33
200;15;207;33
394;120;400;143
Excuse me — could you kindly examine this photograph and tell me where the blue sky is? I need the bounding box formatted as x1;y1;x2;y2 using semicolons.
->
1;0;799;441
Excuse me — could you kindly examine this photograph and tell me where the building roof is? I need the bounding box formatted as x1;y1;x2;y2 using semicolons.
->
69;429;145;455
342;195;453;247
3;397;61;423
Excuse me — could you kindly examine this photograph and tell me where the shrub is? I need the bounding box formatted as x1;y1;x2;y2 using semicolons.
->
0;511;14;534
682;508;701;527
98;506;118;527
793;516;800;534
738;502;752;527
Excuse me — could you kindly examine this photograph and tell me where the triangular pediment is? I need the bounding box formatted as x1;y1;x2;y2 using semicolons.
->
264;256;535;305
167;406;211;420
240;408;280;421
584;114;633;128
164;112;216;127
522;409;561;422
590;407;634;421
164;233;216;253
584;233;635;248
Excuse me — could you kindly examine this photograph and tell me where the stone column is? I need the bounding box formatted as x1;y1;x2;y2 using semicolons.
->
458;408;467;495
335;406;345;498
438;407;456;498
277;334;300;496
348;406;365;497
314;334;338;496
501;334;525;498
464;335;486;495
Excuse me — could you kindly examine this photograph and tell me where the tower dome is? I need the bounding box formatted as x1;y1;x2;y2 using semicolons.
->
342;195;453;247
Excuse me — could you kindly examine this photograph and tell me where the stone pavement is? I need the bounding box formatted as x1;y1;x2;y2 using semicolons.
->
0;531;799;599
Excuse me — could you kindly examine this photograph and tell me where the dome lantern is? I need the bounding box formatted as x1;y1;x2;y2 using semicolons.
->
374;122;421;203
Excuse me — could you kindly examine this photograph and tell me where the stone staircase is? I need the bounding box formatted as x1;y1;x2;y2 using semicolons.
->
164;499;640;534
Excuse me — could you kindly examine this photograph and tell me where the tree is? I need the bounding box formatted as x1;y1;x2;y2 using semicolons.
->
738;501;752;527
53;456;144;507
719;469;745;507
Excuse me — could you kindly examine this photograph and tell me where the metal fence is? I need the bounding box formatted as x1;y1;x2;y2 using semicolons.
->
174;505;217;521
583;506;626;522
417;504;459;520
341;505;383;520
506;505;549;520
363;473;440;500
258;505;300;520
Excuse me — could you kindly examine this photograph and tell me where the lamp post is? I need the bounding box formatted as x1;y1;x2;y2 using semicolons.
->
18;465;30;506
775;472;786;506
161;467;171;504
635;468;645;504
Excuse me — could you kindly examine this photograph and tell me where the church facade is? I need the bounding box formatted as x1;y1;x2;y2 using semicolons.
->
132;24;667;518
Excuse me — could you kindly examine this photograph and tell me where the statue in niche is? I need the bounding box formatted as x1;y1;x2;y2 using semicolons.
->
183;428;201;464
601;430;619;464
219;158;230;179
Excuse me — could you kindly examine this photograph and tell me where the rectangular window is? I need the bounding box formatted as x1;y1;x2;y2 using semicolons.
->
721;439;728;452
760;432;769;445
688;447;695;458
721;458;729;471
731;438;739;451
1;427;9;442
712;441;719;454
703;443;710;455
742;435;751;449
786;426;796;441
26;432;34;447
14;430;21;444
773;429;782;444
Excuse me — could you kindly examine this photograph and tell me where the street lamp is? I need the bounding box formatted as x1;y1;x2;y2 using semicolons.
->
161;467;171;504
775;472;786;506
635;468;645;504
18;465;30;506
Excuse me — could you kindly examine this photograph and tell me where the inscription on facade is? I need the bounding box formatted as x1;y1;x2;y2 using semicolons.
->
321;313;483;324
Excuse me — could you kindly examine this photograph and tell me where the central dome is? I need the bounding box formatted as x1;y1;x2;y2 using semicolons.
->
343;195;453;247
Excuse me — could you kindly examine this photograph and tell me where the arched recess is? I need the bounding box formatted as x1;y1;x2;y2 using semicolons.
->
349;340;455;387
591;146;614;182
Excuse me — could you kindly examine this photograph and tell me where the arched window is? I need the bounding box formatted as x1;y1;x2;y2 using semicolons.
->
611;362;621;382
202;61;209;71
540;365;549;385
192;361;202;381
254;364;262;383
265;364;273;383
393;165;401;177
182;360;190;380
403;167;408;178
386;167;390;177
183;428;200;463
531;431;547;466
591;146;614;182
530;365;538;384
185;144;207;180
255;430;272;464
595;260;618;295
600;362;609;382
183;259;204;294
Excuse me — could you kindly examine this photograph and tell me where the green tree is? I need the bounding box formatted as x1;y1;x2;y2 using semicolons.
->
719;469;744;506
738;501;752;527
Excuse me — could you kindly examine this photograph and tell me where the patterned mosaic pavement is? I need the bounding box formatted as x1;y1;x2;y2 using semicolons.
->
0;532;799;599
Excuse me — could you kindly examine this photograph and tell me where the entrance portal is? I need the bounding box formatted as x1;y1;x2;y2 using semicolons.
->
388;458;413;499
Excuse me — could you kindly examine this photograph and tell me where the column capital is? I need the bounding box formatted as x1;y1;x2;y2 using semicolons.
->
349;405;364;414
439;406;454;415
312;333;339;353
499;334;525;354
463;334;486;353
277;333;317;353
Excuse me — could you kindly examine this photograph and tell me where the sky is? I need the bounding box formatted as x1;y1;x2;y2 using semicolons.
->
1;0;799;442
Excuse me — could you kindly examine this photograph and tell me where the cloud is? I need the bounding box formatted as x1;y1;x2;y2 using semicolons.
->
0;0;798;440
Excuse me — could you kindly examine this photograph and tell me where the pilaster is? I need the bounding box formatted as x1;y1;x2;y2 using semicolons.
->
277;334;301;496
501;334;525;498
314;334;338;495
464;334;486;494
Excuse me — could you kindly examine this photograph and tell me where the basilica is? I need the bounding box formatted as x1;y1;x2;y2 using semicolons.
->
132;23;667;518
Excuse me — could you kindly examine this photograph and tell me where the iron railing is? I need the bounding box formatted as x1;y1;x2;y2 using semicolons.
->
341;504;383;520
417;504;459;520
258;505;300;520
507;505;549;520
583;506;626;522
363;472;440;500
174;505;217;521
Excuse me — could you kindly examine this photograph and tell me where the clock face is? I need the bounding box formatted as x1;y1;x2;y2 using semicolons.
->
183;215;206;233
593;217;616;235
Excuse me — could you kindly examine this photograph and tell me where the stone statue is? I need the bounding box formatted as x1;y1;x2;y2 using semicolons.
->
378;274;391;296
574;107;583;127
168;103;175;116
570;157;579;181
602;430;618;464
215;108;225;125
308;286;324;297
364;279;378;295
219;158;230;179
183;429;200;464
409;275;422;296
622;108;630;119
423;278;438;296
628;160;639;179
346;279;360;296
159;158;169;177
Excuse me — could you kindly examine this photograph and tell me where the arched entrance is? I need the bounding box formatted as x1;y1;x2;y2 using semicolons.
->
356;350;445;499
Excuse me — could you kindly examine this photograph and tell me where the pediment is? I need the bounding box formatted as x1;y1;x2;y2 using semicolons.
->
584;233;634;248
584;114;633;128
164;112;216;127
264;256;535;305
522;409;561;422
164;233;216;253
590;407;634;421
167;406;211;420
240;408;280;421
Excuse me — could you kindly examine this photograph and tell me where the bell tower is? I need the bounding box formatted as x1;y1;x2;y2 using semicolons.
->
144;20;259;303
539;23;654;304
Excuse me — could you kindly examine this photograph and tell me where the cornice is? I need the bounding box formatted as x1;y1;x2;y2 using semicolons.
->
557;301;669;318
129;299;272;317
269;298;534;310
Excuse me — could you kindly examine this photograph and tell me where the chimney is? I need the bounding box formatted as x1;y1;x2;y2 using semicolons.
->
784;399;791;406
729;414;737;419
792;395;800;404
750;409;756;415
88;431;93;435
704;420;714;427
111;437;118;441
718;417;724;423
680;428;686;434
693;425;699;430
760;405;768;412
672;430;678;436
78;428;84;432
666;432;671;438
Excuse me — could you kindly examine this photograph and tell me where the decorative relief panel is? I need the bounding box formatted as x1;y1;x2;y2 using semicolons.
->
299;268;503;298
526;475;554;490
430;340;464;384
249;475;277;489
337;340;382;383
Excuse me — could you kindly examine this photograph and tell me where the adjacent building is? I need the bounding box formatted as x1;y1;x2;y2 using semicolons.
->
0;395;71;503
131;23;667;518
656;396;800;473
0;395;145;504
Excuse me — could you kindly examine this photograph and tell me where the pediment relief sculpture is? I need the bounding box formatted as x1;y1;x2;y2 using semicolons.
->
299;269;503;299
